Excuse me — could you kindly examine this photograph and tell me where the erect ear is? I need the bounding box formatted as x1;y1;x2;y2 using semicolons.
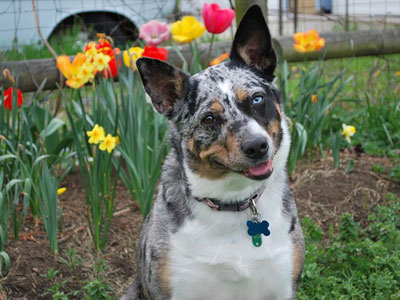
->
136;58;189;118
230;5;276;77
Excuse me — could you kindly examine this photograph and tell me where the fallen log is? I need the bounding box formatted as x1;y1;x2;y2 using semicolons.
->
1;29;400;93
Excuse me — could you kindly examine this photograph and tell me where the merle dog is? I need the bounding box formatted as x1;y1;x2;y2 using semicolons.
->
122;5;304;300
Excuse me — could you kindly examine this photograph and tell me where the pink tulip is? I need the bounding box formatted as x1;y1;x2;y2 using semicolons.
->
139;20;170;46
202;3;235;34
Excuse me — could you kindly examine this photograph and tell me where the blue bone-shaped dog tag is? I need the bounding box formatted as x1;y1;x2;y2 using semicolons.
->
247;220;271;236
246;220;270;247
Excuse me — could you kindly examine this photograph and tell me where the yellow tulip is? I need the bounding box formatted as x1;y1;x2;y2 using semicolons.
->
293;30;325;53
123;47;144;70
170;16;205;43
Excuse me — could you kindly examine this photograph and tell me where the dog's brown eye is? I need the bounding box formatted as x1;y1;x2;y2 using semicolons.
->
202;115;215;125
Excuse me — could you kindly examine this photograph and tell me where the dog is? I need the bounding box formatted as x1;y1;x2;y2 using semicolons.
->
122;5;305;300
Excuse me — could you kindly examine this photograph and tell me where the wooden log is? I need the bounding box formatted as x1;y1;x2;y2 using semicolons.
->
1;29;400;93
274;29;400;62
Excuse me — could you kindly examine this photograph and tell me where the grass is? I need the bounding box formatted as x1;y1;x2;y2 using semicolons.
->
0;24;89;61
284;53;400;157
298;193;400;299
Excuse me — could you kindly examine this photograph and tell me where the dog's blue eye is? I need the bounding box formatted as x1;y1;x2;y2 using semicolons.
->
252;96;264;105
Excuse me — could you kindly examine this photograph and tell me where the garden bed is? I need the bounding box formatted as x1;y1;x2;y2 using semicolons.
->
1;152;399;299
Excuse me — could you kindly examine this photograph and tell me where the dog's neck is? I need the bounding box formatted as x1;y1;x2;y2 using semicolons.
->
183;162;266;204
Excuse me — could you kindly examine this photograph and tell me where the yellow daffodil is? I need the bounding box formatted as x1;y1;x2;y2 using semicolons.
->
92;52;111;71
99;134;117;153
57;187;67;196
78;62;95;81
85;42;98;60
56;53;89;88
375;70;381;77
86;124;105;144
396;71;400;77
341;123;356;143
123;47;144;70
293;30;325;53
170;16;205;43
311;94;318;103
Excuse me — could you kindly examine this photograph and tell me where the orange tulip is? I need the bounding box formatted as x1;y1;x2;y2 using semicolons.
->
293;30;325;53
311;94;318;103
210;52;230;66
57;53;88;88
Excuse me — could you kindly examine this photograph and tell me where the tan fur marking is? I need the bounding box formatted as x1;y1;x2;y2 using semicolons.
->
199;144;226;160
292;241;305;287
158;252;171;296
235;87;249;102
226;133;242;158
267;120;280;139
187;138;195;153
275;102;282;120
210;100;224;114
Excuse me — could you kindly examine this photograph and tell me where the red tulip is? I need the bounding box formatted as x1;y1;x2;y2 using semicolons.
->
202;3;235;34
102;48;121;79
3;87;23;110
142;45;168;61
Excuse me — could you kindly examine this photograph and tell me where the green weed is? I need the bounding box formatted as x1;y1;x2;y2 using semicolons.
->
298;194;400;299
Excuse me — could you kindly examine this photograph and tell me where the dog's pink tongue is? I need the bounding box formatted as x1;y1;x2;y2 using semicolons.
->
247;161;273;177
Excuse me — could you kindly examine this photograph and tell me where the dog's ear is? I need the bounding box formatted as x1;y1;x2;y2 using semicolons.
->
136;58;189;118
230;5;276;77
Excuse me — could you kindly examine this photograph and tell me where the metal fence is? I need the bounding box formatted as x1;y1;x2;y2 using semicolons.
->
0;0;399;97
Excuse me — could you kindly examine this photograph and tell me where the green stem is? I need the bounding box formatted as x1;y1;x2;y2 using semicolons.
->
207;34;215;66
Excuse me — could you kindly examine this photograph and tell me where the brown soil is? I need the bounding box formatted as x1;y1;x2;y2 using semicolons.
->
1;153;399;299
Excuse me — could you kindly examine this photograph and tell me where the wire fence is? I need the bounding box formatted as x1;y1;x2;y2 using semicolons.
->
0;0;399;97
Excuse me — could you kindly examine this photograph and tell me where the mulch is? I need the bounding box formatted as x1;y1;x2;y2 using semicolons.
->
1;152;399;299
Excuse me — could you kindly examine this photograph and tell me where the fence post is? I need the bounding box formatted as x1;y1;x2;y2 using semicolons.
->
279;0;283;35
294;0;298;33
235;0;268;25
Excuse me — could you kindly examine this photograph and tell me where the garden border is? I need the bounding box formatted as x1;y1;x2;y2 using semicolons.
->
1;29;400;93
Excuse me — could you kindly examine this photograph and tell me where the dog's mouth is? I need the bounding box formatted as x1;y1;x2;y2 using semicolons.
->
211;158;273;181
244;160;273;180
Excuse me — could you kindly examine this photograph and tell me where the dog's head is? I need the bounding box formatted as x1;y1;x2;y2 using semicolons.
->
137;5;287;182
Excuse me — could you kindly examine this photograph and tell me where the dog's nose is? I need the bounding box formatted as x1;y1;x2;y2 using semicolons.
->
242;136;269;160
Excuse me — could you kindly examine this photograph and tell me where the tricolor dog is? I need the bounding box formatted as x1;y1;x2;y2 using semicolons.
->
122;5;305;300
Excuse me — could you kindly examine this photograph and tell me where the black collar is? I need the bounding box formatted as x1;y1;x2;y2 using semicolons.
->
195;185;266;212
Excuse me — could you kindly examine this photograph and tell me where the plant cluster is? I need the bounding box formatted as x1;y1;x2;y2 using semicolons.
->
1;4;398;292
298;193;400;299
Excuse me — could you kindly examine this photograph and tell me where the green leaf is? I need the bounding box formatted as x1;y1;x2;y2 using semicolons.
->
40;118;65;139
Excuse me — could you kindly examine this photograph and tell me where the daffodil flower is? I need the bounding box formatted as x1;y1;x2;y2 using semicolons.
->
57;187;67;196
87;124;105;144
99;134;117;153
342;123;356;143
93;52;111;71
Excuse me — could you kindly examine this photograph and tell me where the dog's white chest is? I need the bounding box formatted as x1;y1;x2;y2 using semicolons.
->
169;202;294;300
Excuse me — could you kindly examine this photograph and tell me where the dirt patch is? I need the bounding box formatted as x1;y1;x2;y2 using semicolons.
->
292;153;399;232
1;153;399;299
